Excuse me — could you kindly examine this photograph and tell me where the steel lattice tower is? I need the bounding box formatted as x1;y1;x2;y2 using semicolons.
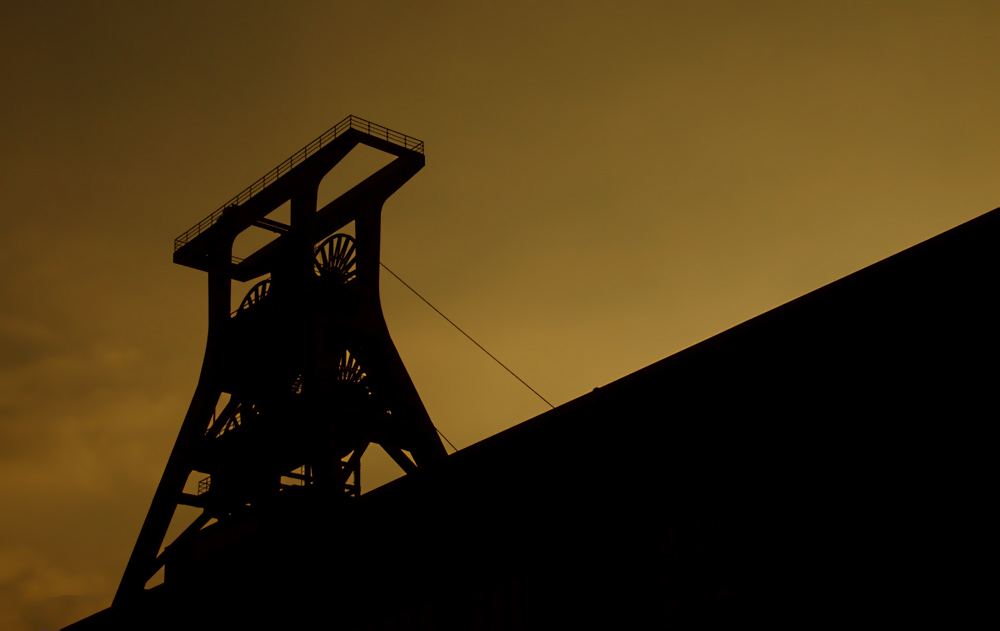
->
114;116;446;604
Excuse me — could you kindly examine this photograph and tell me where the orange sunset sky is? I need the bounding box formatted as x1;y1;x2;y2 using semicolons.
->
2;2;1000;628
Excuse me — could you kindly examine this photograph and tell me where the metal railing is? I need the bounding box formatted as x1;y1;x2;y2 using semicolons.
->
174;115;424;252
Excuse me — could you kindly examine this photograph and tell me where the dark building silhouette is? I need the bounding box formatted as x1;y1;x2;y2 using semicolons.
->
65;118;994;629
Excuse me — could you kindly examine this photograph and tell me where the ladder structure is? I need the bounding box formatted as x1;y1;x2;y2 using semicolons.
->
114;115;446;604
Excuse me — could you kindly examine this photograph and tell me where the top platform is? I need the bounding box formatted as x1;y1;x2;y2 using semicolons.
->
173;115;424;254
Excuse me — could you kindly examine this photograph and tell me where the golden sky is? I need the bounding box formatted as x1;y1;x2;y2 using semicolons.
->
2;1;999;628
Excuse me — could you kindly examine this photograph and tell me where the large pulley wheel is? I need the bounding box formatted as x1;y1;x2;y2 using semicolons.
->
315;233;357;284
329;348;373;458
331;348;372;405
290;350;369;395
336;349;367;386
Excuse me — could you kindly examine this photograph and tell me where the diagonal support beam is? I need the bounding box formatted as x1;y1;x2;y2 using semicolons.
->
253;217;290;233
381;444;418;476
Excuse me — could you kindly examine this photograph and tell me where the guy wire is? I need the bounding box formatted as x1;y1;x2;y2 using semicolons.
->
380;262;555;410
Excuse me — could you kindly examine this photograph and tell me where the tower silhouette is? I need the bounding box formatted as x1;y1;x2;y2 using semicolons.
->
114;116;446;604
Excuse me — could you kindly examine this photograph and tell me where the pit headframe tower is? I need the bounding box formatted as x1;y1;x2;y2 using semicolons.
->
115;116;446;603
